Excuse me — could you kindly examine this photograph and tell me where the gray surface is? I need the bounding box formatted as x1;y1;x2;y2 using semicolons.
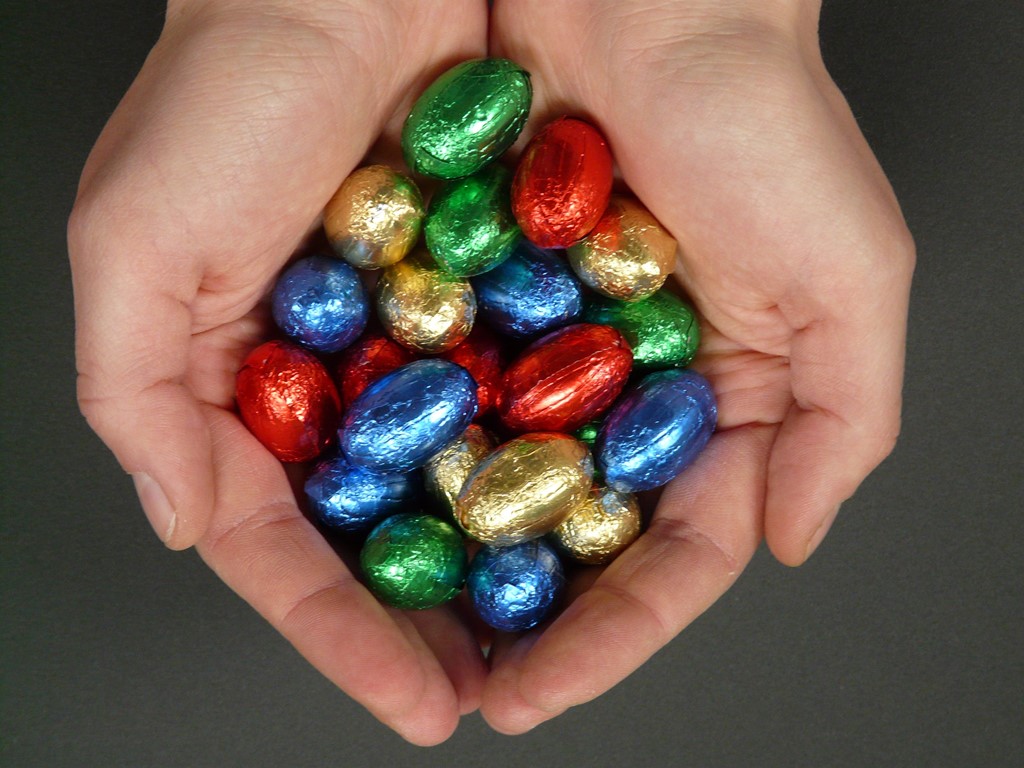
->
2;1;1022;765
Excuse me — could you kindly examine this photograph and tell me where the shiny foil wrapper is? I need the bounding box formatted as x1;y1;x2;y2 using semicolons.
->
456;433;593;546
584;288;700;369
471;240;583;339
304;453;420;533
376;250;476;353
424;164;521;277
402;58;532;179
360;513;467;610
424;425;497;518
512;117;613;248
235;340;340;462
468;539;565;631
334;333;416;410
323;165;424;269
597;369;717;493
551;486;641;565
498;323;633;434
271;254;368;353
567;196;677;301
340;359;477;473
439;324;504;416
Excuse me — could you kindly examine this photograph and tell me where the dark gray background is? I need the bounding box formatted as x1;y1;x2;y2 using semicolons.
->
2;1;1022;766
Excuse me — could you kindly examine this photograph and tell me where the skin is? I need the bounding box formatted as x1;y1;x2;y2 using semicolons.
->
68;0;914;744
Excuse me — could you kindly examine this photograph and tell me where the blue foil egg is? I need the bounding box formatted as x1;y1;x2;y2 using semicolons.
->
471;241;582;338
467;538;565;632
596;369;717;492
271;254;369;353
339;359;478;472
304;453;419;533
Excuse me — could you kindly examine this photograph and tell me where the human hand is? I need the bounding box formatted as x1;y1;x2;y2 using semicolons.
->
68;0;489;745
483;0;915;733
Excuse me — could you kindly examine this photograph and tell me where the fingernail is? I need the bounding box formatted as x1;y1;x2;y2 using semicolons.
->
804;504;841;561
132;472;176;543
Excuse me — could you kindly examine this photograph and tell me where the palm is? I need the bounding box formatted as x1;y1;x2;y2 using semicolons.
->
481;1;913;733
71;2;491;745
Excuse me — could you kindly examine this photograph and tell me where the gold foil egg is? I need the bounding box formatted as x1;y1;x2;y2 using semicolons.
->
456;433;594;546
323;165;425;270
551;486;642;565
376;250;476;353
567;195;677;301
424;425;497;518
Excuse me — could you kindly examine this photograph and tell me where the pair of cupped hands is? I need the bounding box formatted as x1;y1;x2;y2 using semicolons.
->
69;0;914;744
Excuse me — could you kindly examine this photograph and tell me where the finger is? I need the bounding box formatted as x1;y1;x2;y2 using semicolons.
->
68;7;484;549
195;405;461;745
764;264;912;565
480;425;773;734
402;604;489;716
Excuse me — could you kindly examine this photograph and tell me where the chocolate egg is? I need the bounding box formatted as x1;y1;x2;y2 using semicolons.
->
376;250;476;353
424;425;497;518
551;486;641;564
472;241;583;338
334;333;416;410
424;164;521;277
567;196;677;301
456;433;593;546
597;369;717;492
339;359;477;472
512;117;613;248
361;513;467;610
439;324;505;416
323;165;424;269
235;340;340;462
498;323;632;433
468;539;564;631
402;58;532;179
271;254;369;353
584;289;700;369
304;453;419;533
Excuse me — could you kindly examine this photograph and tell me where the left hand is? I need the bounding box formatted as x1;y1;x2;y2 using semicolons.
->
482;0;915;733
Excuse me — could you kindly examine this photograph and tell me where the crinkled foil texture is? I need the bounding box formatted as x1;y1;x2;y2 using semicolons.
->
402;58;532;179
235;341;340;462
335;333;415;410
271;255;368;353
498;323;633;433
425;164;521;277
340;359;477;472
552;486;641;564
376;250;476;353
584;289;700;369
472;241;583;339
568;196;677;301
323;165;424;269
456;433;593;545
304;453;419;533
424;425;497;517
512;117;613;248
468;538;565;631
597;369;717;492
361;514;467;610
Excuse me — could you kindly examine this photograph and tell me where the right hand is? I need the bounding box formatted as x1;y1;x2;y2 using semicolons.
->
68;0;489;745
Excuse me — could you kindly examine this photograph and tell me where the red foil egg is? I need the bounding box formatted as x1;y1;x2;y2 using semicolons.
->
235;340;341;462
440;324;505;416
512;117;614;248
335;333;416;410
497;323;632;433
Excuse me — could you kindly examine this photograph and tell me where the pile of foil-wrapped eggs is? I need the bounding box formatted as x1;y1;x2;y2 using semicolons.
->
235;58;717;632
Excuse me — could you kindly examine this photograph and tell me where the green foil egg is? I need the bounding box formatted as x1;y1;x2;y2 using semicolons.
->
402;58;532;179
360;513;467;610
583;289;700;369
425;164;521;277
